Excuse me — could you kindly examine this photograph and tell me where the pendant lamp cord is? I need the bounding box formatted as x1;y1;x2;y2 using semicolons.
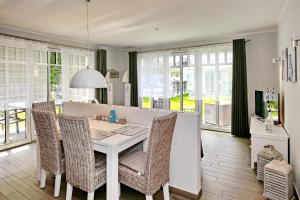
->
86;0;90;50
85;0;90;68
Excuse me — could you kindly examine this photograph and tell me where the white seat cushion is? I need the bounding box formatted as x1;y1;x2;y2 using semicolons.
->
119;150;147;175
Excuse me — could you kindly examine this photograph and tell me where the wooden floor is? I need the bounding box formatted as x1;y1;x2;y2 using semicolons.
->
0;130;264;200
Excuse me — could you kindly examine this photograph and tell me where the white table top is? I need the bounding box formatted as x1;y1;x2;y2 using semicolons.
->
88;120;150;153
250;117;289;139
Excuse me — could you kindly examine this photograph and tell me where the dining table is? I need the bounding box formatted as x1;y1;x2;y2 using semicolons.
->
36;119;150;200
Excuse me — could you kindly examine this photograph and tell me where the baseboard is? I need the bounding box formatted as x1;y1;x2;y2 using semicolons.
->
169;186;202;200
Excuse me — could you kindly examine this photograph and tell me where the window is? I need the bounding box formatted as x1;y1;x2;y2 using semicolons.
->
49;51;62;102
0;111;5;144
33;49;48;103
63;48;95;102
203;70;215;94
138;44;233;131
0;36;96;149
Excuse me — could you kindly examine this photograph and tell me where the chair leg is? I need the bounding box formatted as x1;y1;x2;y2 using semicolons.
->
146;195;153;200
87;192;94;200
163;183;170;200
118;182;121;197
66;183;73;200
54;174;62;197
40;169;46;188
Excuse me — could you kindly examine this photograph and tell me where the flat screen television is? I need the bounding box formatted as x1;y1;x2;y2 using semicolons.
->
255;90;280;124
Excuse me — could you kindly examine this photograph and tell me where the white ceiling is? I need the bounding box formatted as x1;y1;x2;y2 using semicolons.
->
0;0;286;48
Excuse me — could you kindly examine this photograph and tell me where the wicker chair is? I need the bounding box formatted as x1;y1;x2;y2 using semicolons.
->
119;112;177;200
57;114;106;200
31;109;65;197
32;101;56;116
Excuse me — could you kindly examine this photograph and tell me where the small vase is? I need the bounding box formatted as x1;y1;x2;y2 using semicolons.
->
265;112;273;133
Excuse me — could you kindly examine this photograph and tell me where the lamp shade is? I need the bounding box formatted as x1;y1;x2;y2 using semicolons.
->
122;70;129;83
69;68;107;88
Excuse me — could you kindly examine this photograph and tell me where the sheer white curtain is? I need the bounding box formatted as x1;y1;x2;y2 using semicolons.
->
137;43;233;109
0;36;48;111
31;44;48;103
137;52;170;101
62;47;95;102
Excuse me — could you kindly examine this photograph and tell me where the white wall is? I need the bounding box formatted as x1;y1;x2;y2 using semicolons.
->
278;0;300;195
246;31;278;116
104;48;129;105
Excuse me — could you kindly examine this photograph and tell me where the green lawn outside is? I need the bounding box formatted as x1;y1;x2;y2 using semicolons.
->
142;94;231;114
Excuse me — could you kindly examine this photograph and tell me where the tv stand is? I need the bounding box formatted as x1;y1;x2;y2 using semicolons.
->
250;116;289;169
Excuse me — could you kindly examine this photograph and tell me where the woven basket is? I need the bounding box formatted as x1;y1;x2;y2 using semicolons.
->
257;145;283;181
263;160;294;200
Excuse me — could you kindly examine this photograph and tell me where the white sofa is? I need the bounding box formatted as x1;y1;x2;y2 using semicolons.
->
63;102;202;197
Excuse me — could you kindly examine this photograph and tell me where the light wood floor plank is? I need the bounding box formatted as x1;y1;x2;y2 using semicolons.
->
0;130;264;200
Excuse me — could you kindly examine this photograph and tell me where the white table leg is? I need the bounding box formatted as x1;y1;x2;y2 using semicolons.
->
106;145;119;200
36;139;41;181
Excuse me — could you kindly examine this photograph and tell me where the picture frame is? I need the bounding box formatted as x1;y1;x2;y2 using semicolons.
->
109;69;120;78
287;46;297;82
281;48;288;82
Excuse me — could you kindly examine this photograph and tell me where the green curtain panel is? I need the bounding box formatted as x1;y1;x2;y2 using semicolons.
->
96;49;107;104
231;39;250;138
129;51;138;107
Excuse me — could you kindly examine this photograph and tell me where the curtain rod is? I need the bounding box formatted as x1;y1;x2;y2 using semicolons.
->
138;39;251;54
0;32;96;51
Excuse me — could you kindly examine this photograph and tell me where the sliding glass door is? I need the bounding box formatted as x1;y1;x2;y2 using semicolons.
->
169;54;196;112
138;44;233;131
201;50;232;131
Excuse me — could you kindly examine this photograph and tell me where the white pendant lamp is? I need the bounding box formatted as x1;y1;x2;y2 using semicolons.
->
69;0;107;89
69;68;107;88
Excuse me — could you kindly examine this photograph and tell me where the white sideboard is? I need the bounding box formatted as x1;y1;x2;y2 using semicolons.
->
250;116;289;169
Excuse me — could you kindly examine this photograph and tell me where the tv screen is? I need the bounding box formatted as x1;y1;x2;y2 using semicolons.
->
255;90;280;123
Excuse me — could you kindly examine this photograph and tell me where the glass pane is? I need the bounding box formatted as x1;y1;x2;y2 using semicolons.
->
80;56;86;67
153;98;165;109
0;63;4;109
74;55;79;65
183;66;196;112
17;48;25;61
142;97;152;108
57;53;61;65
8;47;16;60
219;98;231;128
50;65;62;100
202;53;208;65
9;108;26;142
50;52;56;64
33;50;40;63
169;67;181;111
202;69;217;125
175;55;180;66
189;55;195;65
169;56;174;67
209;53;215;64
41;51;47;63
202;99;217;125
182;55;188;65
219;52;225;64
0;111;5;144
68;55;73;65
55;105;62;114
0;46;4;61
227;51;233;63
